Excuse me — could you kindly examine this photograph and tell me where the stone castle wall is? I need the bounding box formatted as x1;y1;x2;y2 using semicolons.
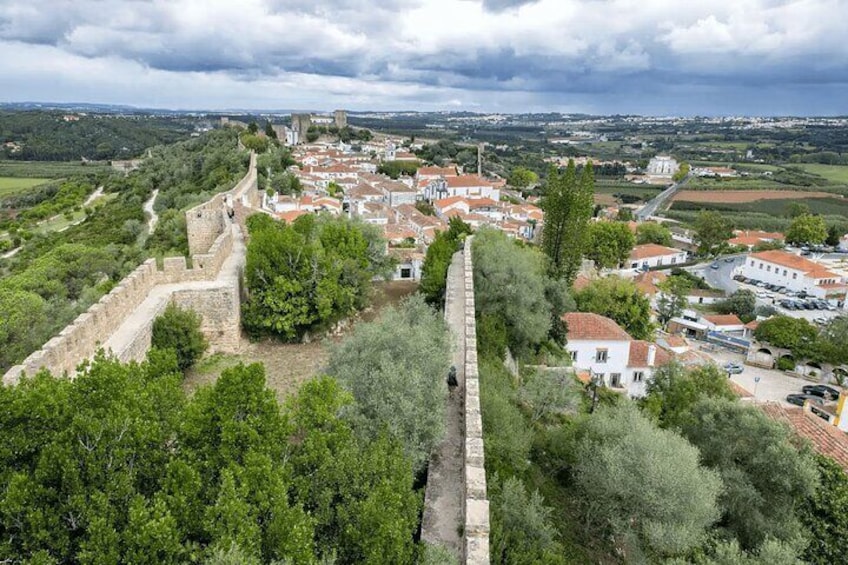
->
462;236;490;564
3;151;257;385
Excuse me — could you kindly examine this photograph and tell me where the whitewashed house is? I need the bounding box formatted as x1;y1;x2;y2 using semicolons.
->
563;312;671;398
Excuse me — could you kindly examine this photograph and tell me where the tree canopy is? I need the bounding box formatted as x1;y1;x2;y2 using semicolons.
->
785;214;828;246
573;276;656;340
694;210;734;257
636;222;673;246
585;221;635;269
541;160;594;281
242;213;392;340
419;218;472;307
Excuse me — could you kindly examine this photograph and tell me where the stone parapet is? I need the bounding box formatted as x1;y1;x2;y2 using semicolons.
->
462;236;490;564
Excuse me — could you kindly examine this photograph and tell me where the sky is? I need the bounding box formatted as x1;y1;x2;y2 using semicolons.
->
1;0;846;116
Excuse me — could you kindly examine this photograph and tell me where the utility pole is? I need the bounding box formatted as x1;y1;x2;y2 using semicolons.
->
477;143;483;176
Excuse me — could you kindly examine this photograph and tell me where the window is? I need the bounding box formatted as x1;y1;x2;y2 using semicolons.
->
596;349;608;363
750;260;754;267
400;267;411;279
671;257;677;264
610;373;622;388
759;263;763;270
633;371;644;383
569;350;577;362
766;265;771;272
783;269;787;276
793;273;798;280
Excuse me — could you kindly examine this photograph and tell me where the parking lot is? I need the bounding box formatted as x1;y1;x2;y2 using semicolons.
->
732;275;843;324
704;348;818;405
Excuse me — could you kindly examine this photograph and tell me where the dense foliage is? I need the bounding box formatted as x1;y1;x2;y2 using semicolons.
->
585;220;635;269
0;353;429;563
242;213;392;340
0;111;194;161
151;303;209;372
325;295;451;473
419;217;472;307
541;160;594;281
573;276;656;340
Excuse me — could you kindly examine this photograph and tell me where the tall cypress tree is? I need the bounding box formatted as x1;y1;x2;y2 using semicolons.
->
541;159;593;282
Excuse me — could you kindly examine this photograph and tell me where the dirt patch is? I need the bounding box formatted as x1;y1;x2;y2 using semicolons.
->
183;280;419;401
593;193;617;206
673;189;838;203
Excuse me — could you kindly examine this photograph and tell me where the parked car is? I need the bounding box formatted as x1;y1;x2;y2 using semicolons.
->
710;262;720;270
780;300;795;309
723;362;744;374
724;257;735;263
733;274;746;282
786;393;825;407
815;300;829;309
756;281;767;288
802;385;841;400
803;302;816;310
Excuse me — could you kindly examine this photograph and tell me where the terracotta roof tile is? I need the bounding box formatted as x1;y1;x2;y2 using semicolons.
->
703;314;744;326
750;250;837;278
562;312;631;341
629;243;681;260
760;402;848;472
628;341;672;368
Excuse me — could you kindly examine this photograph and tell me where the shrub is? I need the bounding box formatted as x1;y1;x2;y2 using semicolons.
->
777;356;796;372
151;303;208;372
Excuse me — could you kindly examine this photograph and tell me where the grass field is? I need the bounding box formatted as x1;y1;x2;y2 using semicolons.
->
0;160;109;179
672;196;848;217
794;164;848;184
0;177;51;196
673;189;836;203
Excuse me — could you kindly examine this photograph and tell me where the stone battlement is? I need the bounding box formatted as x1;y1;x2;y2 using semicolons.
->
462;236;490;564
3;150;257;385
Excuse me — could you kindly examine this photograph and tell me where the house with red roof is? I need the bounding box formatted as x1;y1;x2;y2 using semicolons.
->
562;312;671;398
628;243;688;270
740;249;847;302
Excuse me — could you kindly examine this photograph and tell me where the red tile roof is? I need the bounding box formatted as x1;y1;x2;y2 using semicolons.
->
562;312;631;341
703;314;744;327
445;175;493;188
628;341;672;368
418;166;458;177
750;250;838;278
629;243;681;260
760;402;848;472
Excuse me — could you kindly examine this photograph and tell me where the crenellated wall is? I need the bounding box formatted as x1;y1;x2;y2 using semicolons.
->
3;151;257;385
462;236;490;564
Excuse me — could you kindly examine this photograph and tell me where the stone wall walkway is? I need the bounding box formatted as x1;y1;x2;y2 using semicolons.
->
421;248;466;559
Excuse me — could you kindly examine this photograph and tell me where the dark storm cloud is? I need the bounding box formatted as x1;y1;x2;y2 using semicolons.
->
0;0;845;114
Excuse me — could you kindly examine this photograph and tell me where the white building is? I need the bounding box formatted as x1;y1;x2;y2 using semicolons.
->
628;244;688;270
563;312;671;398
740;250;847;303
646;155;679;176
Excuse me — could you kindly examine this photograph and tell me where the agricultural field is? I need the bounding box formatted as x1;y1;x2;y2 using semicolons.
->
0;159;109;178
0;176;50;196
673;189;836;203
795;164;848;184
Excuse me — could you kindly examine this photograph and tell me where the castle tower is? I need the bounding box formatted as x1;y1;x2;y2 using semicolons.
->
334;109;348;129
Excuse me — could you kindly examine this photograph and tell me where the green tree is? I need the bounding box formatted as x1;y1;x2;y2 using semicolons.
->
242;214;390;340
694;210;734;257
672;161;690;182
574;276;656;340
754;315;819;356
785;214;827;246
800;454;848;564
636;222;673;246
151;303;208;372
518;367;581;424
264;122;277;140
507;166;539;189
473;228;554;355
569;402;722;560
240;134;269;153
785;202;810;218
325;295;451;473
586;221;635;269
490;476;567;565
826;224;842;247
640;361;737;428
680;399;818;550
419;218;471;307
715;289;757;320
541;160;594;281
247;122;258;134
656;275;691;327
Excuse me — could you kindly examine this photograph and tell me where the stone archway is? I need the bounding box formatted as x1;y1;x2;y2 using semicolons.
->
747;346;775;368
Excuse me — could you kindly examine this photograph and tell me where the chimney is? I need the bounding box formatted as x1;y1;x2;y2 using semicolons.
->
647;344;657;367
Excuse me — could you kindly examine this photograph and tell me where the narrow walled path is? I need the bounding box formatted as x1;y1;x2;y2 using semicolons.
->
421;248;466;558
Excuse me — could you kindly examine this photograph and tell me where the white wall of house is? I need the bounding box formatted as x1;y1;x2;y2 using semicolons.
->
740;256;844;301
566;339;631;389
629;251;688;270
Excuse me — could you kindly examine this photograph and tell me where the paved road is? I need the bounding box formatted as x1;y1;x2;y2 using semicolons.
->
688;254;746;294
144;189;159;233
635;174;691;220
703;347;815;404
